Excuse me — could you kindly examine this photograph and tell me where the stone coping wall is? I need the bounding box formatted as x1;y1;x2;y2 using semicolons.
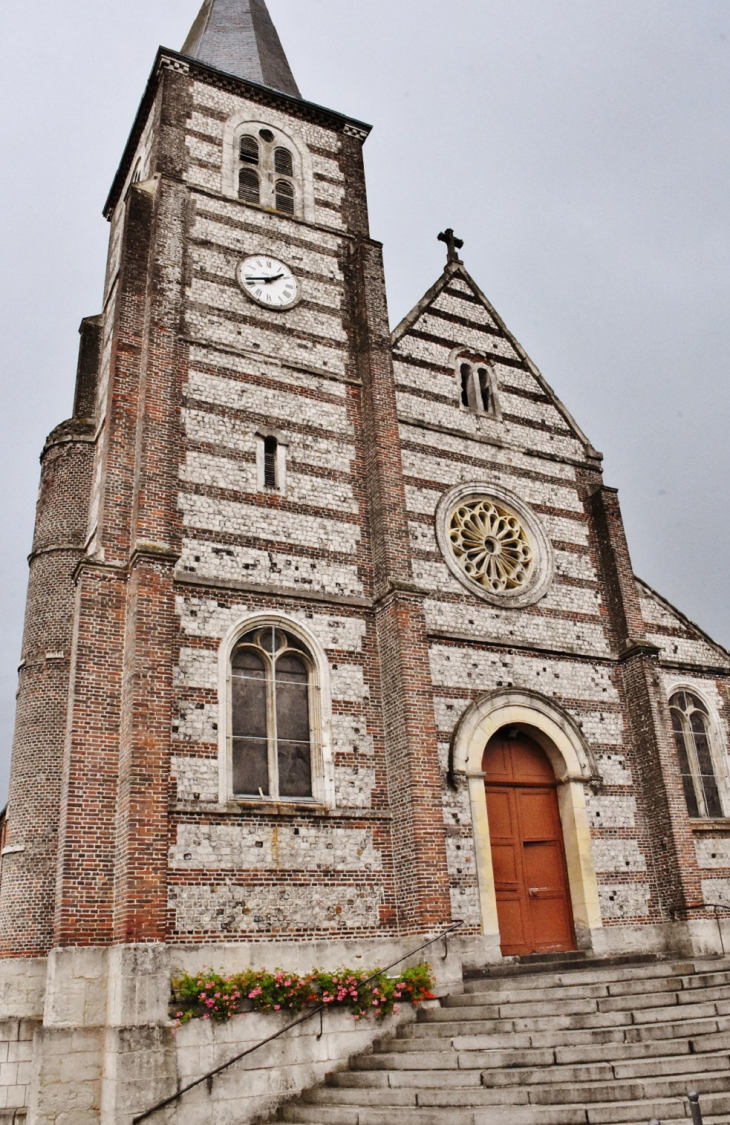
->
171;1005;416;1125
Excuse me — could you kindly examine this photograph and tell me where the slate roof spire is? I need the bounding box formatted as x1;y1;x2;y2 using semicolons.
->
182;0;301;98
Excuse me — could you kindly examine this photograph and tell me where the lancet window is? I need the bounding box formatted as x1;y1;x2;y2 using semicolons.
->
670;691;724;819
230;626;314;801
457;355;497;415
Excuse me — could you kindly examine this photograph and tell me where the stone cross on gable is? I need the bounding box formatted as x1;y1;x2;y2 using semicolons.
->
438;228;464;264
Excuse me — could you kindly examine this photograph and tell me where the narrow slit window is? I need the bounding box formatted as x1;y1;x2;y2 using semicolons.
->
478;368;491;412
230;626;314;801
275;147;294;176
275;180;295;215
670;692;723;819
239;168;260;204
263;436;278;489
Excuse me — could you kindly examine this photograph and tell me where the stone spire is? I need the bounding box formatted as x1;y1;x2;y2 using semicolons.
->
182;0;301;98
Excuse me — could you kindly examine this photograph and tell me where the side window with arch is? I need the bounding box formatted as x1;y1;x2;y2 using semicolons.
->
230;626;315;800
236;126;298;216
457;355;498;416
670;691;724;819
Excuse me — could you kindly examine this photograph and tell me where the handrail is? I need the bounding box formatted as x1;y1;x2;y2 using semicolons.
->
132;918;465;1123
673;900;730;916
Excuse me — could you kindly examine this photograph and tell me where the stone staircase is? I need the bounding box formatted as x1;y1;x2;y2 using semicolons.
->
277;954;730;1125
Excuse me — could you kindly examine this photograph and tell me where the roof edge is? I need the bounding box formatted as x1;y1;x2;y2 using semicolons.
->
103;48;372;220
634;575;730;666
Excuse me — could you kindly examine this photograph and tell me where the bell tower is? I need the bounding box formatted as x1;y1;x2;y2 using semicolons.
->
1;0;451;961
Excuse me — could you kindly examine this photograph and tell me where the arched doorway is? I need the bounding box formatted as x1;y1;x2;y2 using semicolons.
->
484;728;576;956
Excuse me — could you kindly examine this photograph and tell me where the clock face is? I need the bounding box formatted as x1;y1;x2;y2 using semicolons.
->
237;255;300;310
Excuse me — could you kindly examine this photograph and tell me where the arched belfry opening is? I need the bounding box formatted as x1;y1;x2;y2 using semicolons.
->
483;728;576;956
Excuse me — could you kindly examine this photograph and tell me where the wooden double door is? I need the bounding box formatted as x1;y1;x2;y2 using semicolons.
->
484;731;576;956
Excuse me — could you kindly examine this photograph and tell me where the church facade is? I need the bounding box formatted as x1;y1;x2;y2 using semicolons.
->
1;0;730;1119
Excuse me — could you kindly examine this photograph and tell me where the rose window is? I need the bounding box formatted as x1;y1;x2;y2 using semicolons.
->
448;499;534;593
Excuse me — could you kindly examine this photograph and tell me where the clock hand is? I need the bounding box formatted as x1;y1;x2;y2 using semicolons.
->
244;273;285;283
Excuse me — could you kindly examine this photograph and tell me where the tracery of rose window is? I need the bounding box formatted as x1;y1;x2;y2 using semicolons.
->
448;499;534;594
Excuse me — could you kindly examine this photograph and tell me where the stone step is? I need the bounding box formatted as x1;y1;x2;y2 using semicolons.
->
280;1091;723;1125
463;956;706;989
327;1070;483;1089
531;1071;730;1106
376;1033;730;1072
463;951;663;981
306;1085;527;1107
462;968;730;1004
332;1064;730;1106
271;959;730;1125
400;1012;730;1044
478;1051;730;1086
419;999;722;1031
438;985;730;1021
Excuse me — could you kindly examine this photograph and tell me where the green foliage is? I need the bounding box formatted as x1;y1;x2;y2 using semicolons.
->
171;962;435;1026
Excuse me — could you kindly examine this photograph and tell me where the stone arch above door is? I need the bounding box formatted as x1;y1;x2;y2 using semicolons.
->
450;688;601;784
450;689;604;953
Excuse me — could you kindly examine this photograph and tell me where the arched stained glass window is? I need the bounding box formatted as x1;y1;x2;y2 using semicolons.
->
231;626;313;800
670;691;723;819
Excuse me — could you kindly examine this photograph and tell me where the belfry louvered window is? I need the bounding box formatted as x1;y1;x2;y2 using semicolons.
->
275;180;295;214
457;356;496;416
670;692;723;819
275;147;294;176
231;626;314;800
238;136;261;204
235;128;297;215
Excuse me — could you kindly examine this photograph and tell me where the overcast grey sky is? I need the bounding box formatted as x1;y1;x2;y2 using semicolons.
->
0;1;728;799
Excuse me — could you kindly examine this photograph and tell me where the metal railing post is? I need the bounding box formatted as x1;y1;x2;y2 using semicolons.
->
688;1090;703;1125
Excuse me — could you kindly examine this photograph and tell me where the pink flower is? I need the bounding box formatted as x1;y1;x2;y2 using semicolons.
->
274;1004;281;1010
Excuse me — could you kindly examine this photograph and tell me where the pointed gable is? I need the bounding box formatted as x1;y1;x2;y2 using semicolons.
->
637;578;730;670
392;260;599;465
182;0;301;97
